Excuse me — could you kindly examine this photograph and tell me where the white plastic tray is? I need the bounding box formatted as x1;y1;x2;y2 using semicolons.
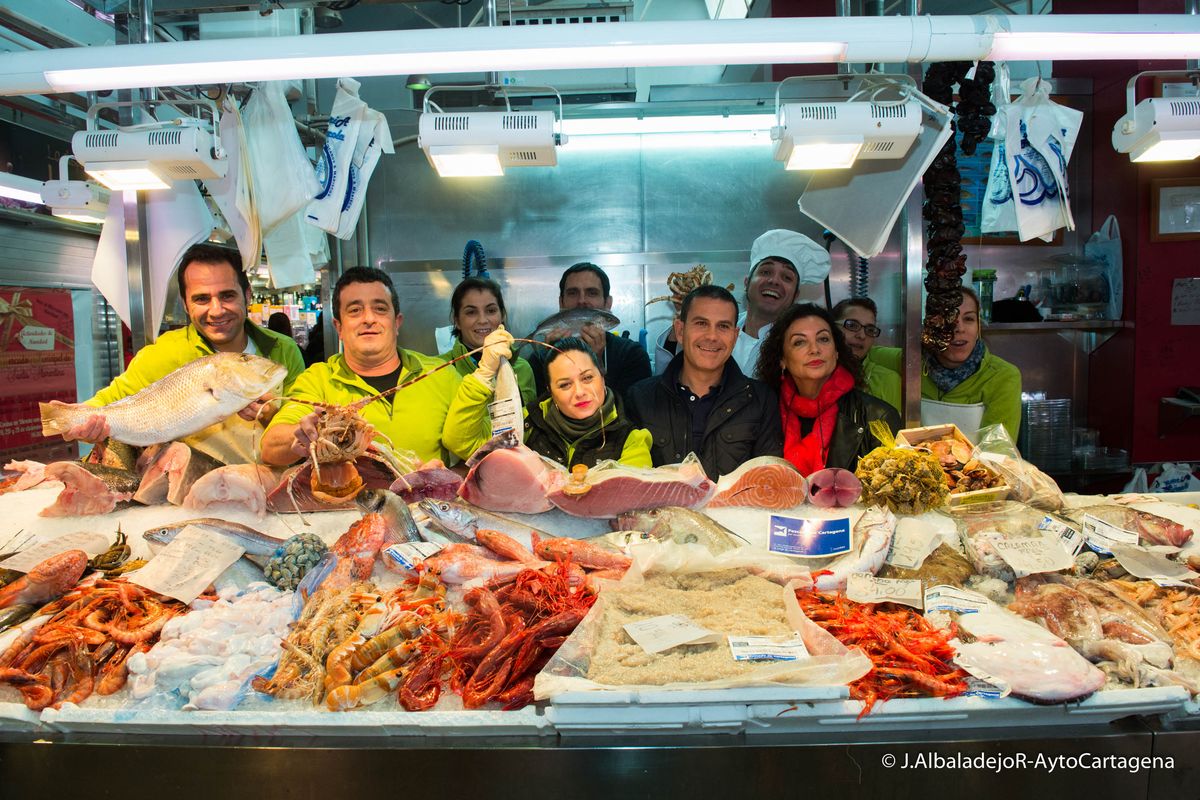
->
0;700;44;732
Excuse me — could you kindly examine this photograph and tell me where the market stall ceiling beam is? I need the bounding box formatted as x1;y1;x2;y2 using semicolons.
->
0;14;1196;96
0;0;115;50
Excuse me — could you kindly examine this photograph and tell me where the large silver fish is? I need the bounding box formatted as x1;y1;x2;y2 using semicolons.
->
527;308;620;340
419;498;552;544
143;518;286;568
40;353;287;447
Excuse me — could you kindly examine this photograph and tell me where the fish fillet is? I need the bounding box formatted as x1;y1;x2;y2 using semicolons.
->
40;352;286;447
134;442;224;505
459;436;562;514
707;456;808;509
548;461;715;519
184;464;281;516
39;462;136;517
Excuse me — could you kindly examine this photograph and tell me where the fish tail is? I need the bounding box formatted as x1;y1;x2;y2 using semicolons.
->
38;402;72;437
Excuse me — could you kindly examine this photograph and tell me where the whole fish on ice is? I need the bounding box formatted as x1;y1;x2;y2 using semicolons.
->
614;507;748;554
143;518;286;568
40;353;286;447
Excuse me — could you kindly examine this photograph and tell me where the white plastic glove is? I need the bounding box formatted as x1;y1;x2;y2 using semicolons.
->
473;326;514;386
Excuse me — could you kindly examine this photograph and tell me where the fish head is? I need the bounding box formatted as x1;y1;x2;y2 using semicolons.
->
419;499;472;536
142;527;174;547
613;508;663;531
355;488;387;515
214;353;289;401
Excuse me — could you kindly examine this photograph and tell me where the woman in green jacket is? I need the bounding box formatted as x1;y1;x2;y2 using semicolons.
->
873;287;1022;440
443;333;653;469
440;277;537;405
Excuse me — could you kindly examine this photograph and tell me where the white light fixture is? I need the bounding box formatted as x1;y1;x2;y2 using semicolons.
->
560;113;774;152
70;100;228;191
0;171;44;204
39;156;109;223
1112;71;1200;163
418;86;565;177
772;97;922;171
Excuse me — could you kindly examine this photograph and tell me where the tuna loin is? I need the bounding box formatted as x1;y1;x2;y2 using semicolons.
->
459;432;563;514
134;442;224;505
547;460;715;519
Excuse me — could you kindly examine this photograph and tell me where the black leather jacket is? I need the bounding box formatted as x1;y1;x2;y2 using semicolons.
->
821;389;903;472
625;355;783;479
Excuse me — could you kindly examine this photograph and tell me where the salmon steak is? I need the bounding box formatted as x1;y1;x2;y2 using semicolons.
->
707;456;808;509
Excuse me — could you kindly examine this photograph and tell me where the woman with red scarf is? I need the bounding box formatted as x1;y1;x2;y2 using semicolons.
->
755;303;901;475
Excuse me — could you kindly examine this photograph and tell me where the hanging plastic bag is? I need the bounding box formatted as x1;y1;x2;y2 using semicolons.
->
972;423;1064;511
1150;463;1200;493
306;78;367;234
242;82;320;236
1084;215;1123;320
981;63;1021;235
203;98;260;269
1122;466;1150;494
263;210;317;288
334;107;394;240
1004;78;1083;242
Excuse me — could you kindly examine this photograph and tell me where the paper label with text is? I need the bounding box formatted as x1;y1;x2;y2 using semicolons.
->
846;573;924;610
1111;544;1199;586
623;614;721;655
1082;514;1140;554
769;515;852;558
992;536;1073;578
18;326;56;351
885;526;940;569
728;634;810;662
0;531;111;573
923;585;992;615
130;526;246;604
1039;515;1083;557
381;541;444;572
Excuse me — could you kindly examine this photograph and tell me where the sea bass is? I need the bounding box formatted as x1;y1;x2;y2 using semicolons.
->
356;488;421;546
40;353;287;447
614;507;748;554
527;308;620;340
143;518;286;568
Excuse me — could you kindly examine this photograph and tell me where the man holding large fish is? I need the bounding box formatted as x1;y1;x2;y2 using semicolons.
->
42;244;304;463
260;267;475;467
526;263;651;402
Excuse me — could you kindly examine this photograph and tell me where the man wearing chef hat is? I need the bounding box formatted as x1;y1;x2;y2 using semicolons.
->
653;229;831;376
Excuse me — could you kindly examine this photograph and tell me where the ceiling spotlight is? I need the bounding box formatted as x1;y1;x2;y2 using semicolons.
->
71;99;228;191
405;75;432;91
40;156;109;224
772;98;922;171
1113;71;1200;162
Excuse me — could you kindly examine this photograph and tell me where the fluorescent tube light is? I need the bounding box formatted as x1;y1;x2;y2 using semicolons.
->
562;114;774;136
989;32;1200;61
0;172;44;204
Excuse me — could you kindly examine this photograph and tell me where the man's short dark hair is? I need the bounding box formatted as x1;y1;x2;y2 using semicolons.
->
558;262;611;299
680;284;738;323
176;243;249;301
832;297;878;319
332;266;400;321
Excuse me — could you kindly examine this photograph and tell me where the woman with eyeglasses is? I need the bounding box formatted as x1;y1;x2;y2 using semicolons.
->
832;298;900;413
872;287;1022;440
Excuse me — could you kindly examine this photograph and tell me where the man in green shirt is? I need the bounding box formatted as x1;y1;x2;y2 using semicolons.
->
261;267;467;467
52;243;304;463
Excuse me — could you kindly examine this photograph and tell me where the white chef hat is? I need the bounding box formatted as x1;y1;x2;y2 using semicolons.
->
749;229;831;285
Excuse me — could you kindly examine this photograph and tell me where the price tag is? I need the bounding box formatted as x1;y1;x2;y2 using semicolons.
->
846;573;924;609
1082;514;1139;554
623;614;721;654
885;526;939;569
1111;544;1199;586
923;584;991;615
727;634;809;662
961;674;1008;700
991;537;1073;578
1039;515;1083;557
381;541;443;573
951;653;1012;699
0;531;111;572
768;515;852;558
130;526;246;604
17;326;55;351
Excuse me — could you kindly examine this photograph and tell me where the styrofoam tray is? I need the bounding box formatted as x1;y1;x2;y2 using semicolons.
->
747;686;1190;733
547;685;849;734
0;700;45;731
40;705;552;737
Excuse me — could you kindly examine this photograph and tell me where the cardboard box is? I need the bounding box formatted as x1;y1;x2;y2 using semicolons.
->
895;424;1010;506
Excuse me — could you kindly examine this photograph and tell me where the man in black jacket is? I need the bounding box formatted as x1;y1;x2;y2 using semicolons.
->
625;285;783;479
528;262;651;401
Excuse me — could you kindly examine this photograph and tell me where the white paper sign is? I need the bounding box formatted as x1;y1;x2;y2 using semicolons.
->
1039;515;1084;557
17;326;55;351
131;526;245;604
991;537;1073;578
924;584;992;615
0;531;111;572
1111;544;1200;586
728;634;810;662
885;527;940;569
623;614;721;654
1082;514;1140;553
846;573;924;610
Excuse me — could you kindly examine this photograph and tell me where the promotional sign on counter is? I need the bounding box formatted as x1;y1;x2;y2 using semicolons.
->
769;515;852;558
0;287;77;464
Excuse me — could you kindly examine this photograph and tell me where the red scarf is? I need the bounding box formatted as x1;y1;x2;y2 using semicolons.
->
780;365;855;476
